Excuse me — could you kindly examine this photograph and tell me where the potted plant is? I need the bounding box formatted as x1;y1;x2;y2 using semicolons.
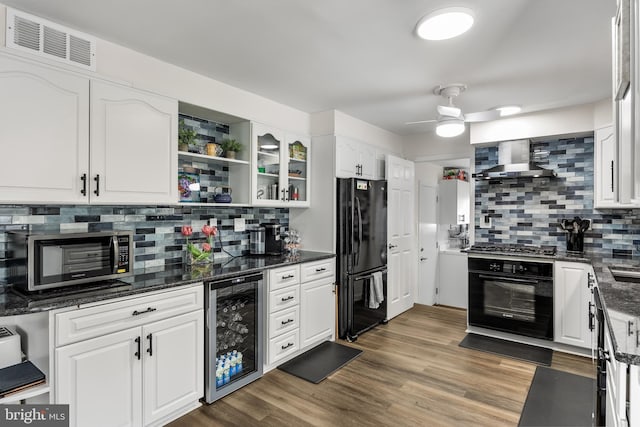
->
221;139;242;159
179;119;198;152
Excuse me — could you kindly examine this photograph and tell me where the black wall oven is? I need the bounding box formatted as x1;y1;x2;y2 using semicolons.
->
468;256;554;340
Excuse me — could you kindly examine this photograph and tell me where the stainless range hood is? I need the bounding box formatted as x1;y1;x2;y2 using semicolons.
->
472;139;556;180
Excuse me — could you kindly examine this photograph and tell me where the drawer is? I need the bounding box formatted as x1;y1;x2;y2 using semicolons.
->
300;259;335;283
269;285;299;313
269;329;299;365
56;284;204;346
269;306;299;338
269;265;300;291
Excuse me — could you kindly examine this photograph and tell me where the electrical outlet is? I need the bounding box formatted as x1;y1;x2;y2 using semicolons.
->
208;218;217;227
480;214;492;229
234;218;246;232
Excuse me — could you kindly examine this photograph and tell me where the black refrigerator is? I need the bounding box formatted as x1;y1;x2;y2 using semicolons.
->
336;178;388;341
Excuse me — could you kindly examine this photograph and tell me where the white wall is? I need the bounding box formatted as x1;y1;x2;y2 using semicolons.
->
403;129;473;161
311;109;403;155
470;100;611;144
593;98;613;128
0;4;310;134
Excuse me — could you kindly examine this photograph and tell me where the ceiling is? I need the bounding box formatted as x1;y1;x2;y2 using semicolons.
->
2;0;616;136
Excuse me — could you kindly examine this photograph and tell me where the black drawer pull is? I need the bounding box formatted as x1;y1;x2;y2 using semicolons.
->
281;296;294;302
281;319;294;325
315;267;327;272
134;336;141;360
132;307;157;316
282;274;294;280
281;342;294;350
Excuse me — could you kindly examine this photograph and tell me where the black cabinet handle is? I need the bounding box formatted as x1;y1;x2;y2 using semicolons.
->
282;274;294;280
611;160;614;192
281;342;294;350
281;296;294;302
588;302;595;331
94;174;100;196
315;267;327;272
281;319;294;325
80;173;87;196
147;333;153;356
132;307;157;316
135;336;141;360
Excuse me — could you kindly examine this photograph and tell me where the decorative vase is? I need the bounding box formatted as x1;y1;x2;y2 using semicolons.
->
207;143;220;157
225;150;236;159
183;247;212;266
179;142;189;152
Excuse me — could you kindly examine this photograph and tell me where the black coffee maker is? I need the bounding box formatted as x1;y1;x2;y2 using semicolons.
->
261;223;283;255
559;217;590;253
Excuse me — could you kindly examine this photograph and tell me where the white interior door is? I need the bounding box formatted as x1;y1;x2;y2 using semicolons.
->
417;184;438;305
386;155;416;319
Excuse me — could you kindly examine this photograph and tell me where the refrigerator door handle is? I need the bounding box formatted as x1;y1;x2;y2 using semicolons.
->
355;196;363;265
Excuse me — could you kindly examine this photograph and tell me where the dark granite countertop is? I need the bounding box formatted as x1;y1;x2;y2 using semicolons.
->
466;247;640;365
0;251;335;317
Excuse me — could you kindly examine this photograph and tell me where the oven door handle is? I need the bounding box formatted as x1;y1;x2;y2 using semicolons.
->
111;236;119;273
477;274;539;285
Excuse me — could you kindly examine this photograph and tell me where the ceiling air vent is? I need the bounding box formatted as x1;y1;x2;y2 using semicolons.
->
6;8;96;71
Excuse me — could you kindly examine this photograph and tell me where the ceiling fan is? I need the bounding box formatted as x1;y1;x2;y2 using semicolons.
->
406;83;501;137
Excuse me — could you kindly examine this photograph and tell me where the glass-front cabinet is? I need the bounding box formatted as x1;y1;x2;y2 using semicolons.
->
251;122;310;207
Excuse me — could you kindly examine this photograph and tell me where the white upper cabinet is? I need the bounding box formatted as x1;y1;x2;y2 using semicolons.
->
335;136;377;179
0;53;178;205
90;81;178;204
252;122;311;207
438;179;470;225
0;54;89;203
595;125;618;207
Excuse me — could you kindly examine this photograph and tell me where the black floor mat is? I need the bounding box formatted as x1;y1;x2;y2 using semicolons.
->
519;366;595;426
459;334;552;366
277;341;362;384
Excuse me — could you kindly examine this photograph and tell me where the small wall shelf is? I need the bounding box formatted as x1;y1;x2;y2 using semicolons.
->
178;151;250;165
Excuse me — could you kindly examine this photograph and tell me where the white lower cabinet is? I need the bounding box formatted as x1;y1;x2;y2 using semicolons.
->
54;285;204;427
553;261;592;349
300;278;335;348
266;259;335;369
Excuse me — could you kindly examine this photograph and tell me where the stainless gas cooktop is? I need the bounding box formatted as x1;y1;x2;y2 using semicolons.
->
469;243;557;257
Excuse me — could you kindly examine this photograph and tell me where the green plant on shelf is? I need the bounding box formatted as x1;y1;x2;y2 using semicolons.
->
221;139;243;153
179;119;198;147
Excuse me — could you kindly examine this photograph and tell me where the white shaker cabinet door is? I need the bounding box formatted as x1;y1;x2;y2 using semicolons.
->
300;278;335;348
0;55;89;203
142;310;204;426
553;261;591;349
56;327;143;427
90;80;178;204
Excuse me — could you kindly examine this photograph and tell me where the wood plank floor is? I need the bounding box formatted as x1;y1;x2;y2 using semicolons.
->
168;304;595;427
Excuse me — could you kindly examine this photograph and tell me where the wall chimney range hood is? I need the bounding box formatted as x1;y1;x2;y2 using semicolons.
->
472;139;556;180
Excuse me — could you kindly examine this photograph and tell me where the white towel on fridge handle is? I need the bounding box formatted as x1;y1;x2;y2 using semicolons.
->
368;271;384;309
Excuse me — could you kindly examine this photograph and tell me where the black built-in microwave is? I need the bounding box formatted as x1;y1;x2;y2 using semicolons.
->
8;230;133;292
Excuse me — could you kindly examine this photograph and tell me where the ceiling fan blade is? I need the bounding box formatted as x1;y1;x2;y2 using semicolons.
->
405;119;437;125
437;105;462;118
464;110;501;123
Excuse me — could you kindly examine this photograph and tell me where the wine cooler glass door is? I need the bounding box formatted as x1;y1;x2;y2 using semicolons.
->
206;273;264;403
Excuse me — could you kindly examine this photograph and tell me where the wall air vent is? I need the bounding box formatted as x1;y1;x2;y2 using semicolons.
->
6;8;96;71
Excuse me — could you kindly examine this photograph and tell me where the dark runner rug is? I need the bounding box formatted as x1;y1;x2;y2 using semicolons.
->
519;366;595;426
277;341;362;384
459;333;553;366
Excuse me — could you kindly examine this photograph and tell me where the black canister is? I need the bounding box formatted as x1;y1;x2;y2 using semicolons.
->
566;232;585;253
262;223;283;255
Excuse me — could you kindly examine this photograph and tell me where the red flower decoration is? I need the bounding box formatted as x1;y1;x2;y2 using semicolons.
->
202;243;212;252
181;225;193;237
202;225;217;237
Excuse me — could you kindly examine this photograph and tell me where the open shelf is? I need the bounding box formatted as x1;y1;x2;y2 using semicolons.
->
0;383;50;404
257;150;279;159
257;172;280;178
178;151;250;165
289;158;307;163
288;176;307;181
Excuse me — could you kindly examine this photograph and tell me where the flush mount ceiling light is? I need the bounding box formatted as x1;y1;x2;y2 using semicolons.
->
415;7;475;41
496;105;522;117
436;117;465;137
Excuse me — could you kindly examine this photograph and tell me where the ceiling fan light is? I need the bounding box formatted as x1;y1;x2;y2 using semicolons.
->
416;7;474;41
436;119;465;137
496;105;522;117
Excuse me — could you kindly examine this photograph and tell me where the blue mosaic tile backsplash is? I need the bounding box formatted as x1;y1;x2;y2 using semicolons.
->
475;136;640;254
0;205;288;287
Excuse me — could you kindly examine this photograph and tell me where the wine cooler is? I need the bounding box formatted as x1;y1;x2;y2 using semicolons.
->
205;272;264;403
